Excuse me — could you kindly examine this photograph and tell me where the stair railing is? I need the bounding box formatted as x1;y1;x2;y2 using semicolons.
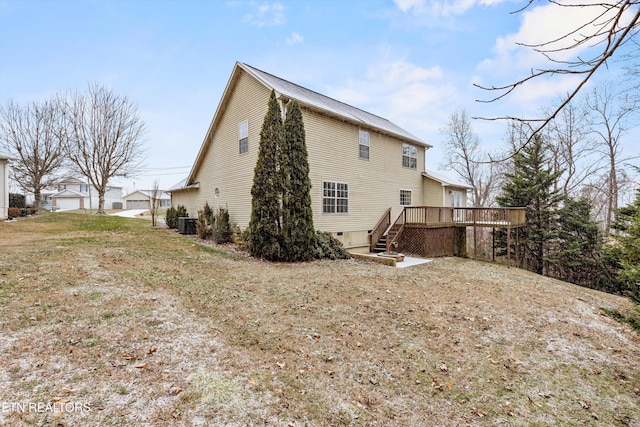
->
386;208;406;252
369;207;392;252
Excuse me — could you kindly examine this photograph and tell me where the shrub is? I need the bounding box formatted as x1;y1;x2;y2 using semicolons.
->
165;205;189;229
9;193;25;208
203;202;214;226
165;206;178;229
213;206;232;244
315;231;350;260
7;207;20;219
196;209;212;240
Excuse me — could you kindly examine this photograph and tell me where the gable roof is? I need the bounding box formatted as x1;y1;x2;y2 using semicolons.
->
123;190;170;199
240;63;428;147
179;62;429;189
51;189;85;198
0;151;17;161
423;169;473;190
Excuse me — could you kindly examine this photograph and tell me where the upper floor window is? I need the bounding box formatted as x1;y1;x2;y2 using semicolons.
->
402;143;417;170
322;181;349;213
400;189;412;206
238;120;249;154
359;130;370;160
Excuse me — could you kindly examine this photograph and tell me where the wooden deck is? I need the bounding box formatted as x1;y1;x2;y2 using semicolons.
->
370;206;526;257
402;206;526;228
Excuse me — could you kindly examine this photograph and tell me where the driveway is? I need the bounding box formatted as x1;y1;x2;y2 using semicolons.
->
109;209;148;218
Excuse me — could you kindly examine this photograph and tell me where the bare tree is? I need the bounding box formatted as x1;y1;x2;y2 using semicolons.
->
585;82;638;229
149;180;161;227
440;109;498;207
542;98;603;198
476;1;640;138
61;84;146;214
0;99;66;210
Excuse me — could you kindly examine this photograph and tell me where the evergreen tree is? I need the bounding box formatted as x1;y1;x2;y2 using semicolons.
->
611;188;640;302
549;197;618;292
496;135;562;275
249;90;284;261
283;101;316;261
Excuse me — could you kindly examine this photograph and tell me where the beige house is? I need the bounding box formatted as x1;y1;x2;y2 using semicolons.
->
170;62;468;252
1;151;17;220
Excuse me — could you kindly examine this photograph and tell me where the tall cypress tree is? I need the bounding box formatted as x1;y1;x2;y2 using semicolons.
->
283;101;316;261
249;90;284;261
496;135;562;275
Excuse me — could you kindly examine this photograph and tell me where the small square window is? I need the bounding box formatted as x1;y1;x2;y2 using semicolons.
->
400;189;412;206
359;130;369;160
239;120;248;154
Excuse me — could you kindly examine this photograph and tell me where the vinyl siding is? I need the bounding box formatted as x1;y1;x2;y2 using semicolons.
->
172;69;441;249
0;160;8;219
173;69;270;224
303;107;425;234
422;177;443;206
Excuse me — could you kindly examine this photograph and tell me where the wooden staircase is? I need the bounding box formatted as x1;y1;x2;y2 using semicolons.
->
372;223;402;252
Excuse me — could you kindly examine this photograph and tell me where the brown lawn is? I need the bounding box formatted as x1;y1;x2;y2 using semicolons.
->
0;212;638;426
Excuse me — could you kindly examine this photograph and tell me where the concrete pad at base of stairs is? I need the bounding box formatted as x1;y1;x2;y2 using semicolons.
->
395;256;432;268
351;252;432;268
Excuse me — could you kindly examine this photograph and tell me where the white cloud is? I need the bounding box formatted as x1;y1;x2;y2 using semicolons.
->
392;0;508;16
285;32;303;46
242;1;285;27
481;0;634;74
326;58;457;141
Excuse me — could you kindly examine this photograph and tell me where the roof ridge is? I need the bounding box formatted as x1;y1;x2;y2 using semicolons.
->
241;63;400;127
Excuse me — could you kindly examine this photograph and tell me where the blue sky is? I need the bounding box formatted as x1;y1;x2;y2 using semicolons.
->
0;0;635;192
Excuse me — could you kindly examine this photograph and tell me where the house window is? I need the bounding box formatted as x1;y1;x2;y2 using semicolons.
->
402;143;417;170
238;120;248;154
400;189;412;206
322;181;348;213
359;130;369;160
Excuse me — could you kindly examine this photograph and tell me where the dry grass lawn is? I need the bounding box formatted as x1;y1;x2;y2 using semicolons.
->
0;212;639;426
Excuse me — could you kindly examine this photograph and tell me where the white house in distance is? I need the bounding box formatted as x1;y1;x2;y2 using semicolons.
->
0;151;17;220
170;62;471;253
47;177;123;211
122;190;171;210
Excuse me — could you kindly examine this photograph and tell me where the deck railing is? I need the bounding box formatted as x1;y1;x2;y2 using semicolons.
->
403;206;526;227
382;206;526;253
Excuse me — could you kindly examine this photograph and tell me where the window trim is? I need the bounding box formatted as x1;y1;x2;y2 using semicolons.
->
358;129;370;160
238;120;249;154
400;189;412;206
322;180;349;214
402;143;418;170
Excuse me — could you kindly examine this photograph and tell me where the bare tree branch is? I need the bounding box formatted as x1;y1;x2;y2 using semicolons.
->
0;99;66;210
475;0;640;148
61;83;146;214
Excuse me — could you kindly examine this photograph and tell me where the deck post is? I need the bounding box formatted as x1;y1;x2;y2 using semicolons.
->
507;224;511;268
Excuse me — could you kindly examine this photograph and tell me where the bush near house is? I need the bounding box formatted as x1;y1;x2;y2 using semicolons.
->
7;207;20;218
314;231;350;260
165;205;188;229
213;206;232;244
9;193;25;208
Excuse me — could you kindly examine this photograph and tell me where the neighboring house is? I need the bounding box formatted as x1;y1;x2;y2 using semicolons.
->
0;151;17;220
122;190;171;210
48;177;123;211
170;62;469;252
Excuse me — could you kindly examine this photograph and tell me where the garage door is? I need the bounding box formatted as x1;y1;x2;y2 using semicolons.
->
55;198;81;210
127;200;150;209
